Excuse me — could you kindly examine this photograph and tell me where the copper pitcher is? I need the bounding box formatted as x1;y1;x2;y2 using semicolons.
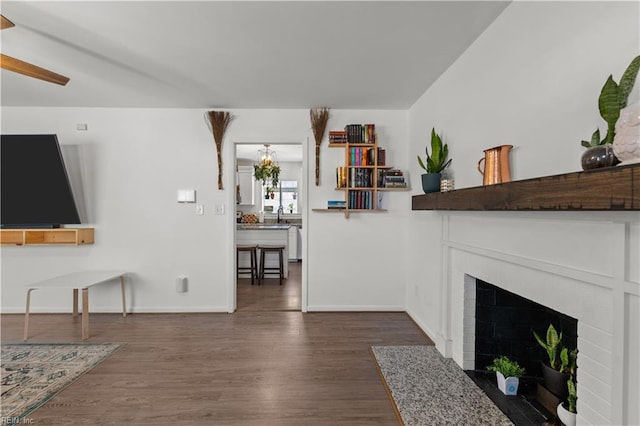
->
477;145;513;185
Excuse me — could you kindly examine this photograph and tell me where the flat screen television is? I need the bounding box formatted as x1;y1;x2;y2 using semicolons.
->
1;134;81;228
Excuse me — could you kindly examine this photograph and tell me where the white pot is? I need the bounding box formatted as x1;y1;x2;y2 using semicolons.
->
495;371;519;395
557;402;576;426
613;102;640;165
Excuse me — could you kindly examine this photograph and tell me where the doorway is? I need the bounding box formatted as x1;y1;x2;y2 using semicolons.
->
232;141;306;312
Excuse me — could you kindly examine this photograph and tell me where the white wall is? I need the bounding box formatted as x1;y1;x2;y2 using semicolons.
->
306;110;410;311
406;2;639;424
1;107;411;313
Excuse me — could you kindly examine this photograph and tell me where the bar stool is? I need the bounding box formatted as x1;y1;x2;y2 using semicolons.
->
237;244;259;285
258;244;285;285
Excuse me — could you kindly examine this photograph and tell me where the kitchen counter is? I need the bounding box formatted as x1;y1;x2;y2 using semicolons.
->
237;224;291;230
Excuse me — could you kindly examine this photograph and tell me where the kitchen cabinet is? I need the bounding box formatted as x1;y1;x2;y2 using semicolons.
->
237;166;255;205
288;226;298;261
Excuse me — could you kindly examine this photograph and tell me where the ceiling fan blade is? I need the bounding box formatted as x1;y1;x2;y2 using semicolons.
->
1;15;15;30
1;53;70;86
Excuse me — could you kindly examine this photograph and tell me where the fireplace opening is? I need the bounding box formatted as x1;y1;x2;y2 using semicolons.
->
465;278;578;424
474;279;578;376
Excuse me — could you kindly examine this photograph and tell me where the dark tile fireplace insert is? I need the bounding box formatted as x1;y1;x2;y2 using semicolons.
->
466;279;578;425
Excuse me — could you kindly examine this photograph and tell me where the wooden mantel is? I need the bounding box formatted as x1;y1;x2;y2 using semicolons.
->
412;163;640;211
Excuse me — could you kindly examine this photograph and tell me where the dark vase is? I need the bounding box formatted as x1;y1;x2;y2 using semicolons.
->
541;361;570;400
421;173;441;193
581;145;620;170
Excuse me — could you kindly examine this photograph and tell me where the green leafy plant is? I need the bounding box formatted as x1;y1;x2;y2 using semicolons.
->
417;127;452;174
253;164;281;187
582;55;640;147
559;347;578;375
533;324;563;370
567;375;577;413
487;356;526;378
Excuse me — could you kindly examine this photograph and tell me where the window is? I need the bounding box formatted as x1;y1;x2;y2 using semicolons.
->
262;180;298;213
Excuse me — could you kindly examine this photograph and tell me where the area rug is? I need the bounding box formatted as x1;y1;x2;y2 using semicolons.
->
1;343;122;422
371;345;512;426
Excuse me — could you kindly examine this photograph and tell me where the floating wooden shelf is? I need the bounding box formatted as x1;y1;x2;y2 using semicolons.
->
412;163;640;211
0;228;95;245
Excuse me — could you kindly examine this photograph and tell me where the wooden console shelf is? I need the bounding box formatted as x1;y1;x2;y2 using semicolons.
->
412;163;640;211
0;228;94;245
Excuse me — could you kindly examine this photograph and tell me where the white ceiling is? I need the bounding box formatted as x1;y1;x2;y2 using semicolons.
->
0;1;510;109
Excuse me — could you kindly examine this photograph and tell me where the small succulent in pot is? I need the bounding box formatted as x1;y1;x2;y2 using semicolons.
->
487;355;525;396
487;355;526;378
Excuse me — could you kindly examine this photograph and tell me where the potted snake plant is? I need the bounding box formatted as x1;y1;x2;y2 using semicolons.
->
417;127;452;193
533;324;577;401
581;55;640;170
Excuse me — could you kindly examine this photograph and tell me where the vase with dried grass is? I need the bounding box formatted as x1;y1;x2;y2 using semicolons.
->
310;107;330;186
205;111;233;190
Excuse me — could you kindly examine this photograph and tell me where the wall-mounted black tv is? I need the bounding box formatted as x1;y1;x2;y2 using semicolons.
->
1;134;81;229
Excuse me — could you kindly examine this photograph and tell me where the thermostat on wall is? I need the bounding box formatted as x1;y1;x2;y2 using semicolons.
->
177;189;196;203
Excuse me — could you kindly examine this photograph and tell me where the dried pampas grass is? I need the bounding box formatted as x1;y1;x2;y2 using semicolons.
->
310;107;330;186
205;111;233;190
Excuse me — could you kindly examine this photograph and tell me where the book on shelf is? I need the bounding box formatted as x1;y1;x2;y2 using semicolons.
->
328;200;346;209
329;130;348;144
348;190;374;209
377;148;386;166
336;166;347;188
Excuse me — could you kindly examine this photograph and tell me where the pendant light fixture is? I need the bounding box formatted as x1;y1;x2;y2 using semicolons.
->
253;144;281;187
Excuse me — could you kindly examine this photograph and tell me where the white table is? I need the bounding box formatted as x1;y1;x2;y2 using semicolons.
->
24;271;128;341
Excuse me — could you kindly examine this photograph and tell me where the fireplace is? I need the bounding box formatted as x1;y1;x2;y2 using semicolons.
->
464;278;579;422
473;279;578;377
414;211;640;425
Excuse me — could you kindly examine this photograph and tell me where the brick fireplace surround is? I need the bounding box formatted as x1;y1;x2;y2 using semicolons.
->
438;212;638;425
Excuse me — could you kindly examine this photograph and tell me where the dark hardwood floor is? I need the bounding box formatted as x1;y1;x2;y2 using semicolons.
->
236;260;302;312
1;263;433;425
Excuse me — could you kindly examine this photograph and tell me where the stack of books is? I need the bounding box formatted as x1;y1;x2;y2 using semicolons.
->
381;169;407;188
327;200;346;210
329;131;348;144
344;124;376;143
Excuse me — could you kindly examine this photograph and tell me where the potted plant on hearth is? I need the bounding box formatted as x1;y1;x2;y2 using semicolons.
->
417;127;452;193
580;55;640;170
557;374;577;426
533;324;577;401
487;355;526;396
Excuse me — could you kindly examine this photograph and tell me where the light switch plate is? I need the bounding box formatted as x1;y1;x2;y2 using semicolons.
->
195;204;204;215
